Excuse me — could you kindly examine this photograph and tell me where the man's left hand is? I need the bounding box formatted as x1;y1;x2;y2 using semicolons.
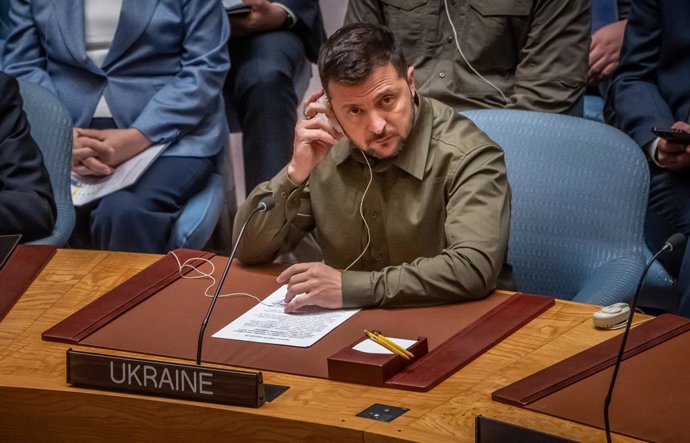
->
231;0;287;37
277;262;344;313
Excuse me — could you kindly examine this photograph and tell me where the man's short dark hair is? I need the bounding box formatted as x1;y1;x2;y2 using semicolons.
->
318;23;408;94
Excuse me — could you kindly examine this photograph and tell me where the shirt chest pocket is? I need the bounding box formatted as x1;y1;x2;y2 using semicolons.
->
381;0;428;10
463;0;532;72
380;0;433;65
468;0;530;16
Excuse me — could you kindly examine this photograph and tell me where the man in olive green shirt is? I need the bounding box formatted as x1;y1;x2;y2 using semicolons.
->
234;23;510;312
345;0;589;114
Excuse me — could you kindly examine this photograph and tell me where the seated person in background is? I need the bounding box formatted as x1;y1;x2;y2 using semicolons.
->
606;0;690;315
0;72;56;241
224;0;326;192
234;23;511;313
345;0;589;115
2;0;230;253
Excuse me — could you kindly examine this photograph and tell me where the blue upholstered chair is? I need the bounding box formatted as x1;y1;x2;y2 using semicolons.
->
463;109;674;306
583;95;605;123
170;170;225;250
18;79;76;246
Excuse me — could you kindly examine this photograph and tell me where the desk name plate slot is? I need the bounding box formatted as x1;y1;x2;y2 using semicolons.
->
67;349;266;407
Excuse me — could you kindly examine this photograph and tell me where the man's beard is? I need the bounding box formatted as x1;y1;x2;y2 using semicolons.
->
362;135;405;159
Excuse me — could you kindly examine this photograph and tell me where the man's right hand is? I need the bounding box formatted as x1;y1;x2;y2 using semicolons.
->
656;121;690;172
287;90;343;185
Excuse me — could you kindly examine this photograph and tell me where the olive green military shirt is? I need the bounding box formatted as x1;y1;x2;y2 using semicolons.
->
234;96;510;308
345;0;589;114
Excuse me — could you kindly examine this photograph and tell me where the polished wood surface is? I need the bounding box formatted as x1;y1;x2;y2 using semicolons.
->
0;250;642;442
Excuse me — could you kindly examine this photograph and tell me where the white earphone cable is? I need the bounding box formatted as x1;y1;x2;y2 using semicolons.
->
167;251;283;306
443;0;509;105
343;151;374;272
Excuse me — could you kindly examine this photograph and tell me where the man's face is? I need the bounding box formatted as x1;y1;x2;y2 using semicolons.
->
327;64;416;159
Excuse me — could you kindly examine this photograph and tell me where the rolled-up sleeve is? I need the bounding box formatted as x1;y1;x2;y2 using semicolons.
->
233;167;314;264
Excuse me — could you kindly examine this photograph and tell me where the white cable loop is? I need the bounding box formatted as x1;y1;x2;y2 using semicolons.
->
168;251;283;307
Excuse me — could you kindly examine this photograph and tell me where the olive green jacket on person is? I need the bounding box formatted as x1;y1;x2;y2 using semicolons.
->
234;96;511;309
345;0;589;114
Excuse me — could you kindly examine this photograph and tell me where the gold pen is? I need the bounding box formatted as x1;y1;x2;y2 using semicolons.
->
364;330;411;360
373;331;415;358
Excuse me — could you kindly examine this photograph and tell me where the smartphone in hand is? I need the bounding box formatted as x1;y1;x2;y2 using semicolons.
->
652;127;690;144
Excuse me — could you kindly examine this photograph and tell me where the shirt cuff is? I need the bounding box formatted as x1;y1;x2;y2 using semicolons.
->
270;166;306;206
273;3;297;28
341;271;375;308
646;137;662;167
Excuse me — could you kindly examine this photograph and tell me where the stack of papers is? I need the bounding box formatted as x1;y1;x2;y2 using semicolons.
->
70;143;167;206
213;286;361;348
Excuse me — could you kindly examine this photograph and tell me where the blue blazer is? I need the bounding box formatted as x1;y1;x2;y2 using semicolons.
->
606;0;690;149
3;0;230;158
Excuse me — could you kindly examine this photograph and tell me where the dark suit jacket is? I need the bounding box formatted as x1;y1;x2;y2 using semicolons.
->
279;0;326;62
607;0;690;148
0;72;56;241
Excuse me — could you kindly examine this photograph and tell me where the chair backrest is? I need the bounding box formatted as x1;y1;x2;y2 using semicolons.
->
170;170;225;250
463;109;648;300
18;79;76;246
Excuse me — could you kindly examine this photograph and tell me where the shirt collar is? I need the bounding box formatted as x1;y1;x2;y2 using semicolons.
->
332;95;432;181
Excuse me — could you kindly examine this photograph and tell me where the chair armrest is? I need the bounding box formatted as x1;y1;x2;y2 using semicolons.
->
28;201;75;247
572;256;646;306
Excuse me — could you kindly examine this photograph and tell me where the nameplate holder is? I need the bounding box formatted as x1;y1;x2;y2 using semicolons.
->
66;349;265;408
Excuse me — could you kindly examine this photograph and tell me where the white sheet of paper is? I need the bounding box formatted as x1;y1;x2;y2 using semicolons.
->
70;143;167;206
212;285;361;347
352;337;417;354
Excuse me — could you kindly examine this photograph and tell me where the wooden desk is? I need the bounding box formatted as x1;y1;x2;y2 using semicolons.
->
0;250;641;442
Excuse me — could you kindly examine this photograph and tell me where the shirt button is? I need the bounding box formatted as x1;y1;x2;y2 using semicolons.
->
447;35;454;43
375;255;382;262
371;211;378;219
280;191;287;199
450;0;456;4
439;72;446;78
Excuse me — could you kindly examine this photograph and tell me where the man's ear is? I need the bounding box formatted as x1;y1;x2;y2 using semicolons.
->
406;66;416;91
